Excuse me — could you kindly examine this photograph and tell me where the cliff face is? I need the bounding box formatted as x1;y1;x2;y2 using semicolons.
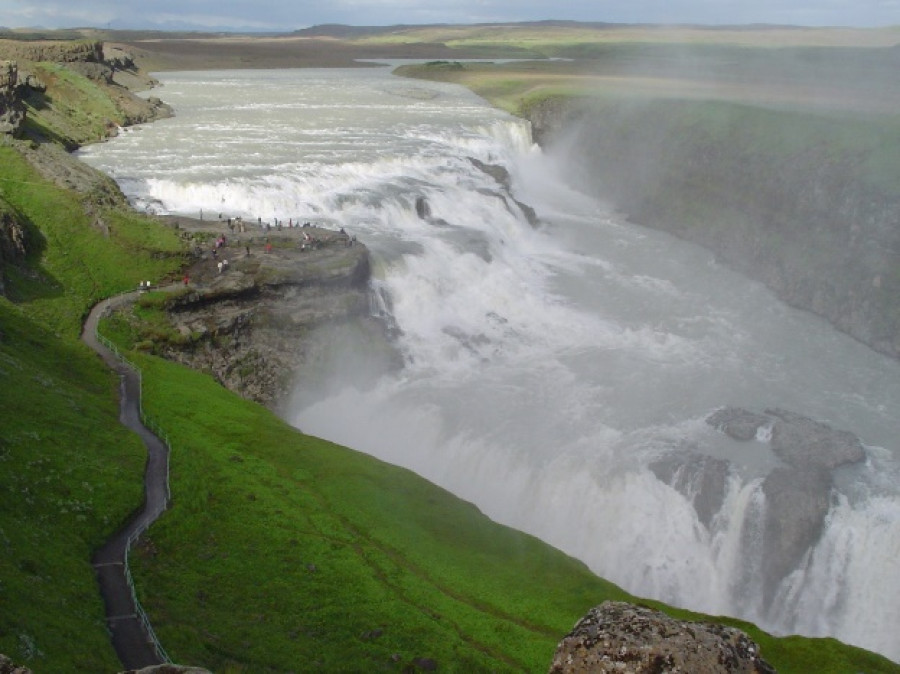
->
0;39;172;150
0;39;103;64
526;96;900;360
126;218;393;409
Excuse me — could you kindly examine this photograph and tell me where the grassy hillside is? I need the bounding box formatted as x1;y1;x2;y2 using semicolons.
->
0;145;185;670
1;33;899;673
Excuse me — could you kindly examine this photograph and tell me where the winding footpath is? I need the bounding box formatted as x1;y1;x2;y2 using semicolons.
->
81;290;171;669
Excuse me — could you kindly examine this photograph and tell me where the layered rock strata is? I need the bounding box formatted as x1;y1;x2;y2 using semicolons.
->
148;219;390;409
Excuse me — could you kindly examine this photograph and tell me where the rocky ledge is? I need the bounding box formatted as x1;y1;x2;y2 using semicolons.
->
550;601;776;673
134;217;391;409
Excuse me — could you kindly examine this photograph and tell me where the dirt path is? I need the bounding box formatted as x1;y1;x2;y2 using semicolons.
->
82;291;172;669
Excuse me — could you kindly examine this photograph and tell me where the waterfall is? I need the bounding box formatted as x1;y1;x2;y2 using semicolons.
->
78;66;900;663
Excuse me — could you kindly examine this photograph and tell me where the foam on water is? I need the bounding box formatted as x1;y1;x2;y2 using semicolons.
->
78;66;900;663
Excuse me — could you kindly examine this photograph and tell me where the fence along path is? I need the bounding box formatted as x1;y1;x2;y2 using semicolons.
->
81;289;173;669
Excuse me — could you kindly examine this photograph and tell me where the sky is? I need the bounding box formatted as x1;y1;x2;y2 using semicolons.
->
0;0;898;32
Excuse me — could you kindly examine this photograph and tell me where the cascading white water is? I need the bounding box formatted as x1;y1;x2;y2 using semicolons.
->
78;66;900;662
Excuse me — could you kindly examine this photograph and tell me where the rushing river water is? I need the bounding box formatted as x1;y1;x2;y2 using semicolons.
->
78;66;900;662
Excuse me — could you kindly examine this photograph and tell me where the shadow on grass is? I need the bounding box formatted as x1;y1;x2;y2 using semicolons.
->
0;198;64;302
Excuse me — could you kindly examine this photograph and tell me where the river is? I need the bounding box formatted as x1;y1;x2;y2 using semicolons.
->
77;65;900;662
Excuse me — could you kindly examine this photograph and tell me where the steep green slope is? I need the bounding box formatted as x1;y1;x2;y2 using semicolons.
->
0;301;144;672
92;335;900;673
0;147;185;670
109;351;630;672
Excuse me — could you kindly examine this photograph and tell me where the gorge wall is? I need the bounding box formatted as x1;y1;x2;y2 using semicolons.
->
526;96;900;361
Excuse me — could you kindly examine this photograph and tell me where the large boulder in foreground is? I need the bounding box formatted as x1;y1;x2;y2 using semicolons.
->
550;602;776;674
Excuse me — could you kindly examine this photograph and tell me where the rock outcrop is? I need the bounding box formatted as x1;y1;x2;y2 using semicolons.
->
0;60;24;136
0;198;30;297
549;601;776;673
0;39;104;64
704;406;866;598
0;38;172;150
141;218;392;408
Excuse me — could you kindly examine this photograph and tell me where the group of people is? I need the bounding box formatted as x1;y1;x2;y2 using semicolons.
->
198;211;359;273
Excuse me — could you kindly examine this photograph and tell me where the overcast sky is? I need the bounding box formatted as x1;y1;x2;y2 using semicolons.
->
1;0;898;32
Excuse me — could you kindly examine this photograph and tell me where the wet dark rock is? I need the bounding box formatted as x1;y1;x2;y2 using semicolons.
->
760;465;831;597
649;451;730;528
549;601;776;673
415;195;431;219
765;407;866;470
707;407;770;441
469;156;511;188
468;156;540;227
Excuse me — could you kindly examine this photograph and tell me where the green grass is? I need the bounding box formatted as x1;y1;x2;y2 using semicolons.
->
120;351;629;671
0;86;186;668
21;63;124;147
72;335;891;673
0;301;146;672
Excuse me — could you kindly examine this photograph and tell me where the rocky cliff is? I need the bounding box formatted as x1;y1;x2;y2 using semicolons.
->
122;217;392;409
0;38;172;150
0;39;103;64
526;96;900;361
